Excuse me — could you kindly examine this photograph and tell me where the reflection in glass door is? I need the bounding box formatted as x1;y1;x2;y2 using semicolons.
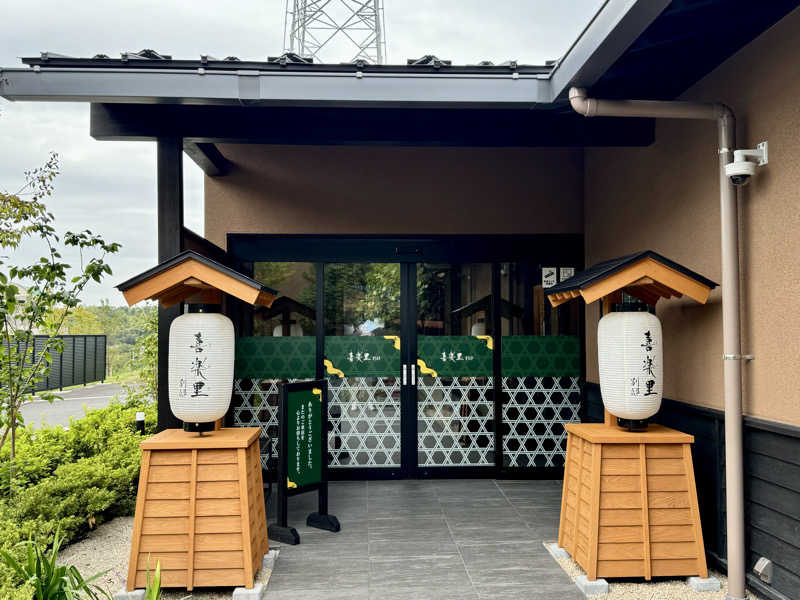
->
323;264;402;468
415;263;495;468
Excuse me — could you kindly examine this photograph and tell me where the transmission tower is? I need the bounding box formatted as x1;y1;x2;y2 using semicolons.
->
283;0;387;64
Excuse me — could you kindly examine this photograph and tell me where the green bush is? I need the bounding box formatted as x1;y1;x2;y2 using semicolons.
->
0;398;157;597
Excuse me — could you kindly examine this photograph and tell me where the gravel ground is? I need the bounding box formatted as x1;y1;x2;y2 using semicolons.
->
57;516;272;599
554;553;763;599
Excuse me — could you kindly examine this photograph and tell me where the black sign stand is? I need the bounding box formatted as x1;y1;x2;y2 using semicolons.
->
268;379;340;545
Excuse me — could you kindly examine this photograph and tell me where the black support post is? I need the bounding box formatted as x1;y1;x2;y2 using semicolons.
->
156;137;184;431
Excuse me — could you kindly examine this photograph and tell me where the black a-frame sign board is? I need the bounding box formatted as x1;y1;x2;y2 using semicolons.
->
267;379;340;545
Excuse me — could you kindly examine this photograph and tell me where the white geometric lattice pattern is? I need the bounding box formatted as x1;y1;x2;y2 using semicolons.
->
417;376;494;467
328;376;401;468
501;376;581;468
233;378;306;469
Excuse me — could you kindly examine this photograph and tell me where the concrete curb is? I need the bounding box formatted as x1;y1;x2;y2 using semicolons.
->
543;541;571;560
688;576;722;592
112;589;145;600
232;583;266;599
575;575;609;596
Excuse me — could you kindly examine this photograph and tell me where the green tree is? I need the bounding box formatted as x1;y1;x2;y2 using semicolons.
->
123;308;157;404
0;153;120;469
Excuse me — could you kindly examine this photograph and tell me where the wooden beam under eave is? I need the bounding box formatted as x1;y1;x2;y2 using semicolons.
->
183;141;231;176
581;257;712;305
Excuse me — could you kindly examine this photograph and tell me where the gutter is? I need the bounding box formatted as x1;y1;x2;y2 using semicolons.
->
569;87;746;600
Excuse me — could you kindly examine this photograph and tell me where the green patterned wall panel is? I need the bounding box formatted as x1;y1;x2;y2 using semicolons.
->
417;335;494;377
324;335;401;377
501;335;580;377
234;336;316;379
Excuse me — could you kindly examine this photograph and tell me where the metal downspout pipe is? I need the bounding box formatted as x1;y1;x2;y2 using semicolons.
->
569;87;745;600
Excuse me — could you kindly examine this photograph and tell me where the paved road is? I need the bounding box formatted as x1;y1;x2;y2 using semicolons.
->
20;382;127;429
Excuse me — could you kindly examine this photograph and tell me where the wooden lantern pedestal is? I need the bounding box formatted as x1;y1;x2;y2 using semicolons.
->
558;423;708;581
127;427;267;591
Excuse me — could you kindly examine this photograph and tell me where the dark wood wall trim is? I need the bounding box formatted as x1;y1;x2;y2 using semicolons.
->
583;382;800;600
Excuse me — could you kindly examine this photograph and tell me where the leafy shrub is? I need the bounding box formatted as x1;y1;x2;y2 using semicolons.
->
1;527;110;599
0;398;157;597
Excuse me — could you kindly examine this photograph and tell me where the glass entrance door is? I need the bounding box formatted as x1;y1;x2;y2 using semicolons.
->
413;263;496;472
323;263;403;471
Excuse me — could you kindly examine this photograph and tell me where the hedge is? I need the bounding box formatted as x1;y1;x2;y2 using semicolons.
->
0;398;157;596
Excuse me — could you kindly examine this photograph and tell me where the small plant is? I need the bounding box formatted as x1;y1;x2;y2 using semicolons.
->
144;558;161;600
0;527;110;599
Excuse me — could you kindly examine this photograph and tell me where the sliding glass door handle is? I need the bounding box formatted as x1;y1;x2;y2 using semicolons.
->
402;363;408;386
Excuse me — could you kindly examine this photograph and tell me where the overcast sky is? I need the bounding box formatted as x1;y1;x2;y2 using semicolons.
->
1;0;602;305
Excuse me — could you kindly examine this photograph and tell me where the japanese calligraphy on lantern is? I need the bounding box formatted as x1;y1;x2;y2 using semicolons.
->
630;329;658;397
178;331;210;401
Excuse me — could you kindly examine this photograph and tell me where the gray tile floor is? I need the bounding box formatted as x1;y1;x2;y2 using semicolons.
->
265;479;582;600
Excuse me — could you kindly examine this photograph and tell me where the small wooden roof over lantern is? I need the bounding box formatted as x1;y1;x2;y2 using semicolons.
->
116;251;278;308
546;251;717;428
546;251;717;311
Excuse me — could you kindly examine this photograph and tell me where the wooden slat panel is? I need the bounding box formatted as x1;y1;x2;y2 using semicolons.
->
186;449;198;591
651;542;698;559
148;465;191;482
194;533;243;551
646;458;685;475
137;552;188;570
194;551;245;570
603;445;639;459
149;451;192;465
599;509;641;526
651;558;701;576
143;500;190;518
600;492;641;509
193;569;246;587
601;459;639;475
598;543;644;560
639;443;652;580
649;525;696;543
597;560;646;577
682;443;708;578
138;535;189;552
146;482;190;500
558;436;575;548
197;449;237;464
127;450;151;591
649;508;692;525
646;445;683;458
598;526;643;543
601;475;640;492
648;491;690;509
135;569;187;588
197;464;238;481
197;481;240;499
237;447;255;587
195;515;243;534
647;475;688;492
141;517;189;535
196;498;241;516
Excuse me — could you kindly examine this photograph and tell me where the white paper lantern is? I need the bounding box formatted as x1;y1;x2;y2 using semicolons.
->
169;312;235;425
597;311;663;421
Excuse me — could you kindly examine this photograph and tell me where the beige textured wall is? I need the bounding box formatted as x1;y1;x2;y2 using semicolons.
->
584;8;800;425
205;145;584;244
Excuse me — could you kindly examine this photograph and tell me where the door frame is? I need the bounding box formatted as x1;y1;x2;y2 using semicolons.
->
227;234;585;479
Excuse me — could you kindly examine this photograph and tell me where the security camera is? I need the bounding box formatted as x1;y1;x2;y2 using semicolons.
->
725;141;768;186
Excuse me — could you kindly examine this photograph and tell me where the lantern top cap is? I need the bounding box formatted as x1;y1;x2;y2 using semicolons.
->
116;250;278;309
546;250;718;308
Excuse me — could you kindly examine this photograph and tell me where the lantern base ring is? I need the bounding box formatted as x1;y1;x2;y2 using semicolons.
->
616;417;650;432
183;421;216;434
